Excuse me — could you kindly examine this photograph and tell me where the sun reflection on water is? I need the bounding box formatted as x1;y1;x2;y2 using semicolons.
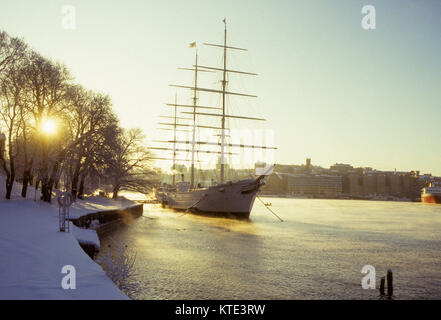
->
97;198;441;299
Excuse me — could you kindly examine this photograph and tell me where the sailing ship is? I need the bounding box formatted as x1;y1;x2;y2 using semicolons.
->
151;19;276;219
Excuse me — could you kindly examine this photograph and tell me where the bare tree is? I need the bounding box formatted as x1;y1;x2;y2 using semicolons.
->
1;30;158;202
102;128;154;199
16;98;36;198
0;54;27;199
22;52;71;202
0;31;26;74
63;86;119;199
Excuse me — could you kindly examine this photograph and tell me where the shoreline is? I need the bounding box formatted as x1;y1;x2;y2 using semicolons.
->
259;194;420;203
0;190;135;300
72;204;144;258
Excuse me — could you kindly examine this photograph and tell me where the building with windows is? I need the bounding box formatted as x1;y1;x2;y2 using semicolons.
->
286;173;342;196
260;159;425;199
344;171;418;197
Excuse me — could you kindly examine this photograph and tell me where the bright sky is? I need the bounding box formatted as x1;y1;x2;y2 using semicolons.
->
1;0;440;174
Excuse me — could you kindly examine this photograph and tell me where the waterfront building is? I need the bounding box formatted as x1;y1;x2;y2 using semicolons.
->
363;174;377;195
376;174;389;194
286;173;342;196
348;174;363;195
330;163;354;175
259;161;425;199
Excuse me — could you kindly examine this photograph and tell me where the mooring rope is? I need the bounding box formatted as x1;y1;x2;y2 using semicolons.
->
257;195;284;222
179;193;208;217
188;193;207;210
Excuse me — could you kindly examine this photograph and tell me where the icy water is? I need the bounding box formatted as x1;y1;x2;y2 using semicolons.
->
97;198;441;299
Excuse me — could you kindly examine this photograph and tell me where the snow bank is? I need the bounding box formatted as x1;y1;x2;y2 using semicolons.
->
71;225;101;251
69;195;135;219
0;174;134;299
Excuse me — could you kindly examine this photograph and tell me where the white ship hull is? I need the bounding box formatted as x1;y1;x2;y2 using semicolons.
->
159;178;264;219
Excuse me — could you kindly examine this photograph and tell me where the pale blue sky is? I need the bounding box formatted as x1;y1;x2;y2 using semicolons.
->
1;0;440;174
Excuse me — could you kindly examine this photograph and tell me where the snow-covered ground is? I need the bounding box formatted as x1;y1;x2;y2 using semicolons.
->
0;174;135;299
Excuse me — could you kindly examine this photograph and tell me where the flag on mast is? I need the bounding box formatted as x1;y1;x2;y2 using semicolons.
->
189;41;196;48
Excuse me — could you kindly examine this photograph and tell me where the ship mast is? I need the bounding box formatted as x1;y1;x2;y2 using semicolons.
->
153;46;215;186
191;50;198;189
220;19;227;183
153;20;277;184
172;93;177;186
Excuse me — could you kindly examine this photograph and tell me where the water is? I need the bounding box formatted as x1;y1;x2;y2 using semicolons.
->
97;198;441;299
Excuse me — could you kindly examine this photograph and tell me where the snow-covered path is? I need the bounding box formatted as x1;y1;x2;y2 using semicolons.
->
0;176;132;299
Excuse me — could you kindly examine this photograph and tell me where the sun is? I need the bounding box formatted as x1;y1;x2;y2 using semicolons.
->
41;118;57;135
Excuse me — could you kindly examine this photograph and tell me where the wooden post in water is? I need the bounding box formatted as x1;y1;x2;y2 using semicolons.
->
379;276;385;295
386;269;393;297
